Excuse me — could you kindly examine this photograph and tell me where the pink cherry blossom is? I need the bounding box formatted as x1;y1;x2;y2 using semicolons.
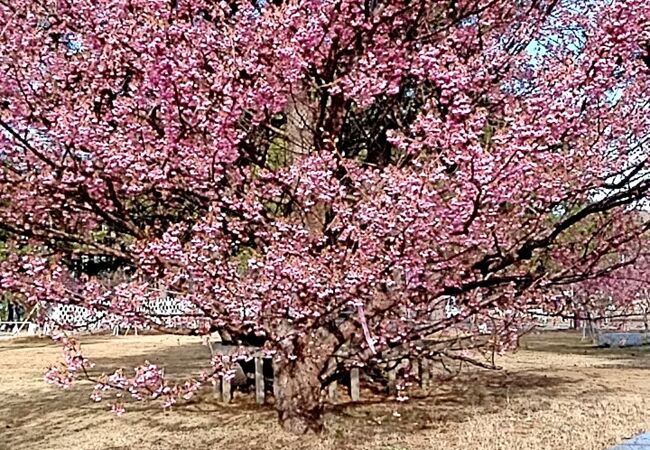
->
3;0;650;434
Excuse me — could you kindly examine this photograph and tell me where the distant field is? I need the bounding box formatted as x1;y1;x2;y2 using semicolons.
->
1;331;649;450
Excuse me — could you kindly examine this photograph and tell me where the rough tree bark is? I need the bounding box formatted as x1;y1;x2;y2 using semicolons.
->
272;355;325;434
269;84;348;434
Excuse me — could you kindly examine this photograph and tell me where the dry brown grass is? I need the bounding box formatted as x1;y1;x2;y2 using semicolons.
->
1;331;649;450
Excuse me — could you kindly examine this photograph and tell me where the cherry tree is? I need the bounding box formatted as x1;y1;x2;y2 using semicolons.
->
2;0;650;433
558;247;650;333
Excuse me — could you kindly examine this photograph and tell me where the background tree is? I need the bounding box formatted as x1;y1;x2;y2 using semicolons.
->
2;0;650;433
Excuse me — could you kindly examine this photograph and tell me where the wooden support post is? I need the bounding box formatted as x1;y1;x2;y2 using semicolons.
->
212;378;222;401
421;359;431;390
387;367;397;395
272;363;279;401
255;357;265;405
350;368;360;401
328;381;338;402
222;376;232;403
411;358;418;378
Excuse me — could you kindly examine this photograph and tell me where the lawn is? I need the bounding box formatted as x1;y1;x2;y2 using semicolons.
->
1;331;650;450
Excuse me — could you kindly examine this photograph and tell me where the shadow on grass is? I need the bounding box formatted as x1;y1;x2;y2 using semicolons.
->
95;340;582;432
0;332;624;449
90;341;214;376
323;369;578;435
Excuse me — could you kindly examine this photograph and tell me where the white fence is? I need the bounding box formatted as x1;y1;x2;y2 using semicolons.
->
43;296;199;330
0;321;39;337
0;295;199;338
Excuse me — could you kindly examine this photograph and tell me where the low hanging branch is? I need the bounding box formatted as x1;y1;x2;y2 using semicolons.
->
2;0;650;435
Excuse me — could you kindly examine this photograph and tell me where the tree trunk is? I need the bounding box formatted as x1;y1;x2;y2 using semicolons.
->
273;357;324;434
